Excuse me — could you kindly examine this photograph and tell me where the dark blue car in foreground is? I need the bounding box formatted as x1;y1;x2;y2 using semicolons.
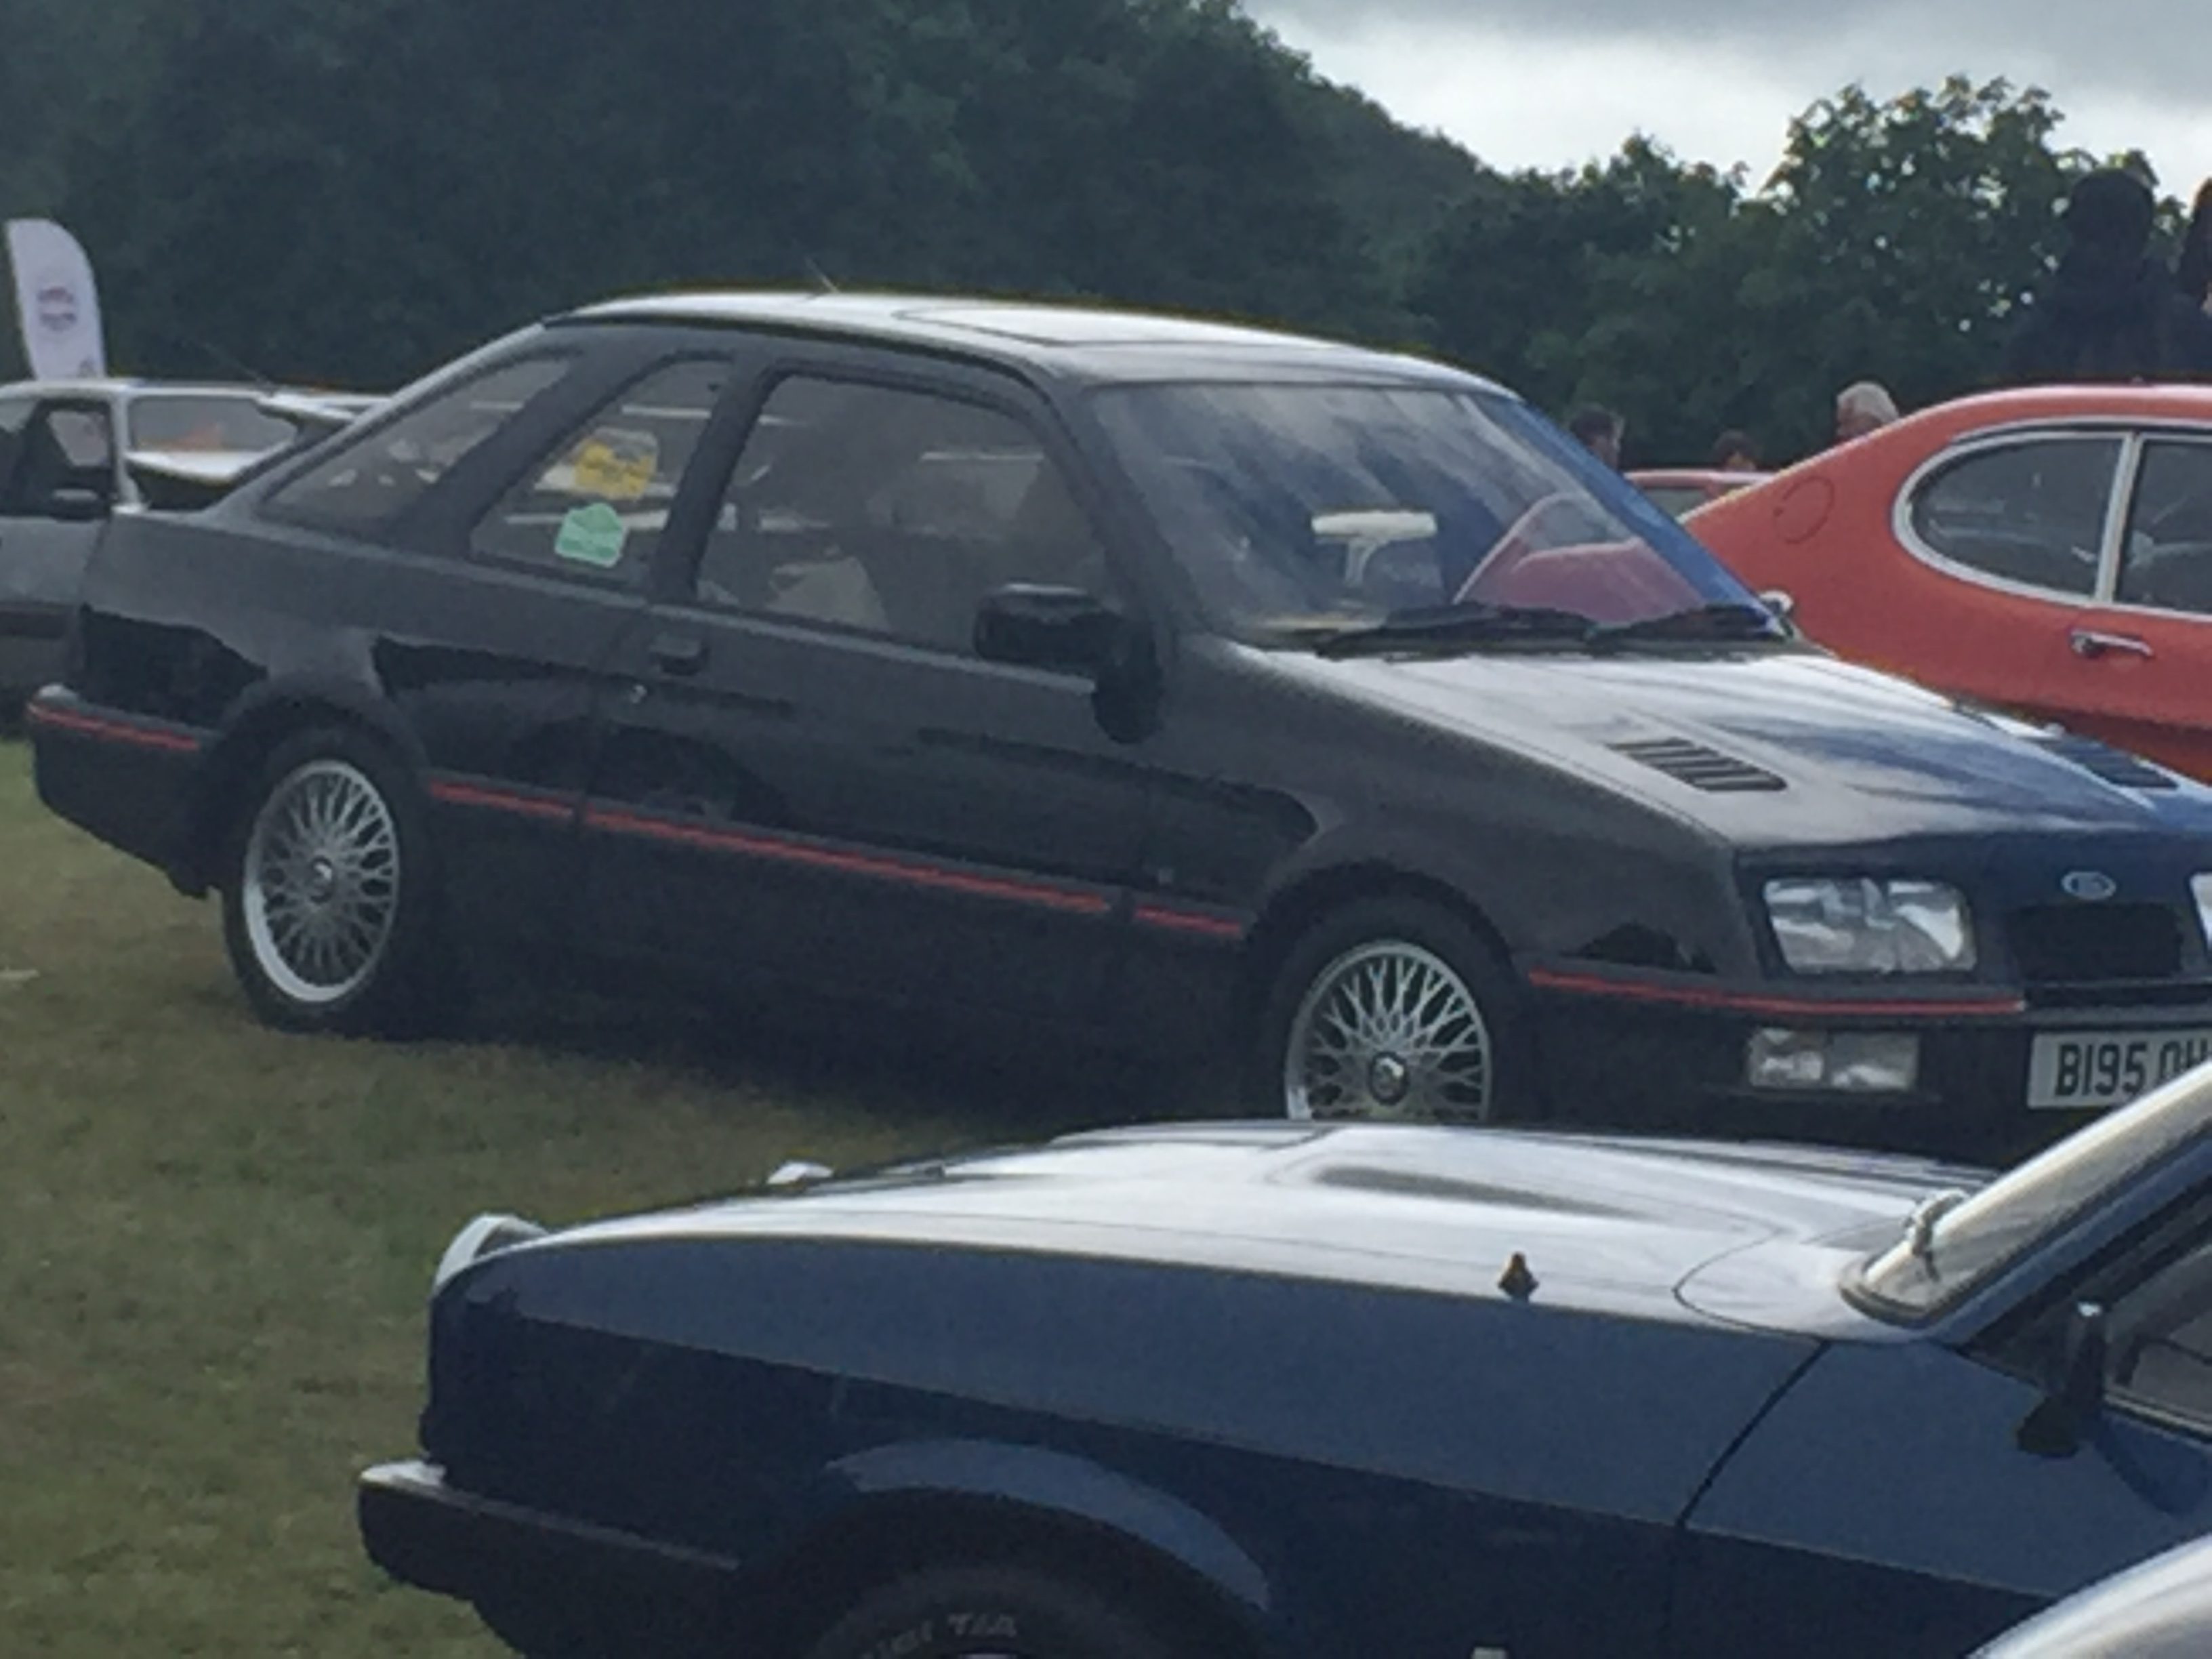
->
361;1065;2212;1658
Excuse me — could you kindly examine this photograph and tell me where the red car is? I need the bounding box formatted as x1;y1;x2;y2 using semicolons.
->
1690;386;2212;782
1627;466;1767;518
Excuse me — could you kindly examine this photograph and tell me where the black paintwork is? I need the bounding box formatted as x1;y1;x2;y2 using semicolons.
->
26;293;2212;1149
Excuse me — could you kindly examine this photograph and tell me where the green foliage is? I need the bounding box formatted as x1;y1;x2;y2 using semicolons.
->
0;6;2195;462
1415;77;2178;463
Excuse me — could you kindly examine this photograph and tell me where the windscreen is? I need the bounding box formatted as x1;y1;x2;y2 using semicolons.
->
1091;382;1761;640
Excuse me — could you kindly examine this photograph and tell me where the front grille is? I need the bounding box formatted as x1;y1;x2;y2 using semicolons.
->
1610;737;1785;794
2009;903;2185;983
2038;734;2179;791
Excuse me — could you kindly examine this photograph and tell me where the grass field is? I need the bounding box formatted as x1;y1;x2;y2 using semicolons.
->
0;739;1099;1655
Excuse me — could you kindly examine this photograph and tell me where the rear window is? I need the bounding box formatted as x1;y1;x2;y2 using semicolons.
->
264;357;572;534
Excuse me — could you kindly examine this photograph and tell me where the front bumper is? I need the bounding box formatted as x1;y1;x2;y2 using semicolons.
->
1526;962;2212;1162
359;1460;740;1645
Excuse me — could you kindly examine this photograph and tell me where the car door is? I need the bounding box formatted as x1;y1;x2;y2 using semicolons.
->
580;351;1152;1029
1886;430;2127;725
1672;1210;2212;1658
0;393;117;687
2052;432;2212;778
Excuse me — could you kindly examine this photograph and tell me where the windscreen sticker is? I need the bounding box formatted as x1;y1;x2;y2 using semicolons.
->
554;501;629;568
565;428;659;501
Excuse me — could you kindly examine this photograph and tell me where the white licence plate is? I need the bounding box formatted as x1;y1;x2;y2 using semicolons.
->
2028;1030;2212;1110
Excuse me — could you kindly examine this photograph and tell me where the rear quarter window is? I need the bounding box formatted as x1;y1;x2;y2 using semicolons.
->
262;357;573;535
1904;436;2120;598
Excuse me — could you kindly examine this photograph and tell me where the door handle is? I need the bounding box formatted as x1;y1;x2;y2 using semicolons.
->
648;632;708;676
2070;629;2154;661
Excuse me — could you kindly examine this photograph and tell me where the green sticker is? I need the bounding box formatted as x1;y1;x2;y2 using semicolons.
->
554;501;628;568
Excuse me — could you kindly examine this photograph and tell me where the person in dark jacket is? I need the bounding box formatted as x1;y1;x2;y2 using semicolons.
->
2003;169;2212;384
2177;179;2212;315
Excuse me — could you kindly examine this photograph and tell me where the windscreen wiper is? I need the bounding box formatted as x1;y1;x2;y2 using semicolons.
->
1303;603;1598;659
1583;601;1790;647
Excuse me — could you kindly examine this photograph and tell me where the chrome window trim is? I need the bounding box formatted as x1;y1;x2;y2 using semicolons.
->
2112;432;2212;624
2096;433;2148;604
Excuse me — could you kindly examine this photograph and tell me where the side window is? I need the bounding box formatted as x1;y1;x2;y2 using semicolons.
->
266;356;572;534
2117;441;2212;617
2106;1235;2212;1429
469;358;735;579
1906;436;2121;598
1;401;116;517
694;375;1110;653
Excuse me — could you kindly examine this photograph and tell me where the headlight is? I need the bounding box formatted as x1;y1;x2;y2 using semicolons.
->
431;1212;546;1294
2193;876;2212;947
1763;878;1976;975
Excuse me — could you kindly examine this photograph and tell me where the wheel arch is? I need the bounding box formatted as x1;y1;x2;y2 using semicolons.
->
747;1440;1277;1659
1240;859;1517;1024
178;677;424;894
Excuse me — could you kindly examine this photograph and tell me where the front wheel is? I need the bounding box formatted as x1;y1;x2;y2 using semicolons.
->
1255;896;1530;1122
803;1565;1195;1659
220;729;448;1035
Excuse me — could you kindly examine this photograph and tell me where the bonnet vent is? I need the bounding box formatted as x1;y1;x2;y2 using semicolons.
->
1609;737;1786;794
2036;734;2178;792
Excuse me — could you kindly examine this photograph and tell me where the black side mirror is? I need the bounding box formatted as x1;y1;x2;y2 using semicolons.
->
2018;1300;2108;1458
973;583;1126;674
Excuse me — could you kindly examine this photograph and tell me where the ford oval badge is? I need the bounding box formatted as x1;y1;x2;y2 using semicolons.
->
2061;870;2118;902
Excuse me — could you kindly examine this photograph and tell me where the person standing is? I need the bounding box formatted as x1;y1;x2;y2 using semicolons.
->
1833;382;1901;445
2003;168;2212;384
1568;405;1625;468
1708;430;1762;472
2177;179;2212;316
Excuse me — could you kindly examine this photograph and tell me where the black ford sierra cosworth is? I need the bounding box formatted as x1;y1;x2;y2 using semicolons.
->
28;291;2212;1155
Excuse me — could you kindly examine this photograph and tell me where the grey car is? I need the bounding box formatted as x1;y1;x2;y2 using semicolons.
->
0;380;327;703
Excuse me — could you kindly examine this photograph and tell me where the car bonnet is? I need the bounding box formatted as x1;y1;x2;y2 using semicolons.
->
1273;647;2212;846
550;1124;1973;1330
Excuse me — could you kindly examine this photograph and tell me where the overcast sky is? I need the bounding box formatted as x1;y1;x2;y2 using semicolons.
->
1244;1;2212;192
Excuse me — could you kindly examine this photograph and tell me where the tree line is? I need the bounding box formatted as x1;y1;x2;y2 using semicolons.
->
0;0;2178;464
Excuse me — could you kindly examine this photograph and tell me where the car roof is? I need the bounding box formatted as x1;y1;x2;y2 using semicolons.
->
1628;468;1771;487
1908;382;2212;441
562;290;1500;390
0;377;276;403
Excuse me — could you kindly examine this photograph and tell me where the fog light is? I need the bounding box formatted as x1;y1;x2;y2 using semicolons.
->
1746;1029;1921;1094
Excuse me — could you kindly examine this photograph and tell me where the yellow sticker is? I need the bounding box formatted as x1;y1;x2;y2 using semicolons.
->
565;428;659;502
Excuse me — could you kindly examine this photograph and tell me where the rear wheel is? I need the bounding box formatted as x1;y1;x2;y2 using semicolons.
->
802;1565;1195;1659
220;728;451;1035
1254;895;1530;1122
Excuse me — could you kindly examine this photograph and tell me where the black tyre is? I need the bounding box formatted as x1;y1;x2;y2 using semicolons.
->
219;726;451;1036
804;1565;1195;1659
1253;895;1531;1122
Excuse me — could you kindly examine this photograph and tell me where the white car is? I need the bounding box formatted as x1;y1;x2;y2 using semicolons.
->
0;379;360;701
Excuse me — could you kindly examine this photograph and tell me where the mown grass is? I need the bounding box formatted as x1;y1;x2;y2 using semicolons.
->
0;739;1098;1655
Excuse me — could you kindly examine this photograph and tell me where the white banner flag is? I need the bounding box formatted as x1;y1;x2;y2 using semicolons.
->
6;219;108;382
